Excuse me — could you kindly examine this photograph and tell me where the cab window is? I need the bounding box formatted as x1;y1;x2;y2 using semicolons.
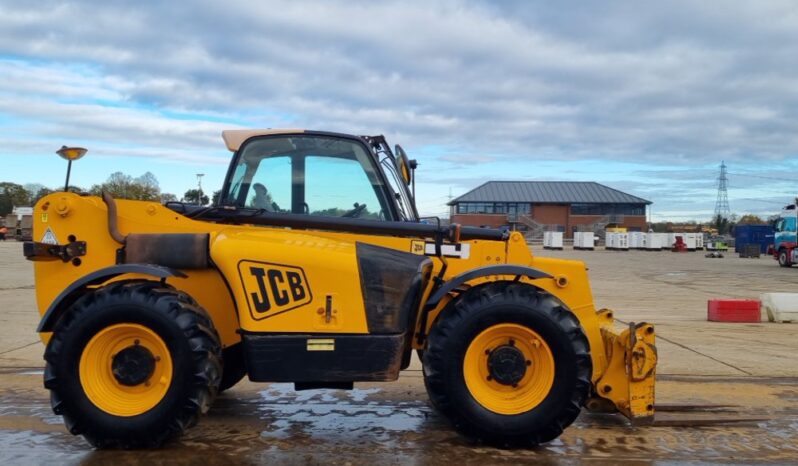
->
305;156;382;219
225;135;394;220
246;156;291;212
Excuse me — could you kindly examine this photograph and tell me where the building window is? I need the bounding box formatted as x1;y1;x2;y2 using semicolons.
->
617;204;646;215
455;202;505;214
453;202;538;215
571;203;603;215
570;203;646;216
457;201;645;216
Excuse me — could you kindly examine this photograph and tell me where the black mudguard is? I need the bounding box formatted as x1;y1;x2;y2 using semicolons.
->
425;264;552;310
36;264;186;332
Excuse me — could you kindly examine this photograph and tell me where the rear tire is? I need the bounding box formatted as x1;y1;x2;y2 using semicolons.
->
44;281;222;448
422;282;592;447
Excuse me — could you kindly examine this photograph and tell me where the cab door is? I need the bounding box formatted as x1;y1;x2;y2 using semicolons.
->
212;134;430;383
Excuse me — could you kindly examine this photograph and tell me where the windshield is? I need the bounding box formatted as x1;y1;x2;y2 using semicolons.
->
223;135;397;220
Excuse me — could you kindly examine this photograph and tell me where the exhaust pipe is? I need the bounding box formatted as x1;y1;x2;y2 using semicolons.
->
102;192;127;245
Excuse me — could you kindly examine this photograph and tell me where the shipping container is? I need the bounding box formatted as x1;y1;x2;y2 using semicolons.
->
733;224;775;254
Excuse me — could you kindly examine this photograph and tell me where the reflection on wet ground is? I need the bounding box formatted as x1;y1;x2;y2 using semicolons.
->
1;372;797;465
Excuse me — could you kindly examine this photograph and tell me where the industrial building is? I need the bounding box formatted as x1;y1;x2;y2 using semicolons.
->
449;181;651;237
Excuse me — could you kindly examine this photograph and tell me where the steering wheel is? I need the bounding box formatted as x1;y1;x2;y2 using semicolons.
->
343;202;367;218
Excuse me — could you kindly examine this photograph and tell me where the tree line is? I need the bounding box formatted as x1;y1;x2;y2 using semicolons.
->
649;213;774;236
0;172;220;217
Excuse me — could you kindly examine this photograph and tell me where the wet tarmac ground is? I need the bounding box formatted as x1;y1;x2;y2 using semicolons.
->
4;244;798;464
1;368;797;465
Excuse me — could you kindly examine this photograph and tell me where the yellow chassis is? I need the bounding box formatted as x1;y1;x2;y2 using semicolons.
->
29;192;657;422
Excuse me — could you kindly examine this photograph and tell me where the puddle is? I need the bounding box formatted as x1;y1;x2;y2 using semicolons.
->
257;384;428;442
0;379;796;464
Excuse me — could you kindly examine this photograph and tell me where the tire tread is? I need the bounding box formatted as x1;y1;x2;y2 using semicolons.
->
44;280;222;448
423;281;592;447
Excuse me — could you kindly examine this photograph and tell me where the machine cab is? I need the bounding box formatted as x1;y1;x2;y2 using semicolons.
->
219;130;418;222
774;204;797;251
206;131;432;387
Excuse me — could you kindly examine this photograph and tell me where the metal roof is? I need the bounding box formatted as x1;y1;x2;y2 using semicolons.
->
449;181;651;205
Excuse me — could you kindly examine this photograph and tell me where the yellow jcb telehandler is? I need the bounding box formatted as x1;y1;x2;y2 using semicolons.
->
25;130;657;448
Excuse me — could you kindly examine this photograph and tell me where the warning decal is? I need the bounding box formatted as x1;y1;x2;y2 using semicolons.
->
409;241;471;259
41;227;59;245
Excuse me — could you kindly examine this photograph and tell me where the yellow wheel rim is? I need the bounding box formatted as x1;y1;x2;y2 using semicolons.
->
463;323;555;415
79;323;173;417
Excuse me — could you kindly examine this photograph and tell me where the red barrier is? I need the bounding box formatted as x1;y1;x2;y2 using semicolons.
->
707;299;761;322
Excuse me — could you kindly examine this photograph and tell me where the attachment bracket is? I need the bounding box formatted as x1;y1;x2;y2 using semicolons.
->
23;240;87;262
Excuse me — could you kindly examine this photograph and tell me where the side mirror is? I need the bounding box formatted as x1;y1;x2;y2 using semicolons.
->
394;144;412;186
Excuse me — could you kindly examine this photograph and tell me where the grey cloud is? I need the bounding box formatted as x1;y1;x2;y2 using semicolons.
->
2;0;797;164
1;0;797;220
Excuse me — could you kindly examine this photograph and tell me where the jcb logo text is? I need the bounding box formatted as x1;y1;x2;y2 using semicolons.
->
239;261;312;319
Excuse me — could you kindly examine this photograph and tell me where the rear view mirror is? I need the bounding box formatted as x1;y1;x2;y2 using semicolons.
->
394;145;412;185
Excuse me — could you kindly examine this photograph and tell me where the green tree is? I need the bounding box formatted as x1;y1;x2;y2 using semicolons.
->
160;193;178;204
649;221;670;233
0;182;32;216
23;183;45;198
183;189;209;205
90;172;161;200
711;214;738;235
32;187;54;203
310;206;378;219
133;172;160;200
711;214;728;235
737;214;765;225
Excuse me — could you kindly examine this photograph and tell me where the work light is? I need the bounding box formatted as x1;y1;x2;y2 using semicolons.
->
56;146;87;192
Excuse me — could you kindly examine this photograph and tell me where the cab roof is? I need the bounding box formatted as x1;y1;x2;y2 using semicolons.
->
221;129;306;152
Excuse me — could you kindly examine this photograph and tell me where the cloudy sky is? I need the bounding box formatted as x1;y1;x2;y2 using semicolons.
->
1;0;797;220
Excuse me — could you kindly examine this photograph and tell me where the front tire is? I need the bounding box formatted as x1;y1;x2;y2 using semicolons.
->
422;282;592;447
44;281;222;448
778;249;792;267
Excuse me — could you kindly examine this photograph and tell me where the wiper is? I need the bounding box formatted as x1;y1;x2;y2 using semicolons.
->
187;204;255;220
